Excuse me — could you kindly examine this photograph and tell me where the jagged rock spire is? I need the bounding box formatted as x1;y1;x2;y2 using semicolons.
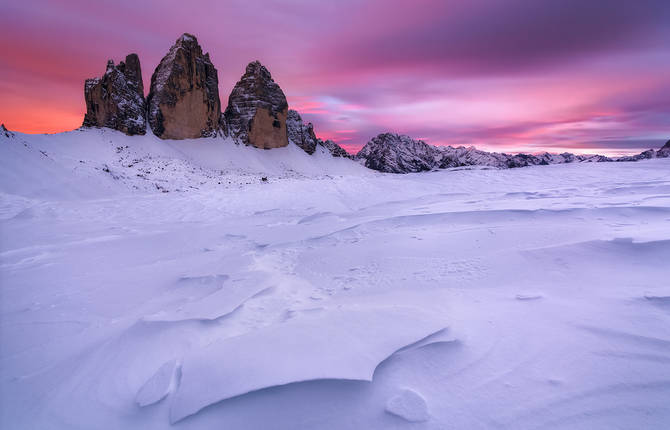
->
82;53;146;135
224;61;289;149
286;109;318;154
147;33;221;139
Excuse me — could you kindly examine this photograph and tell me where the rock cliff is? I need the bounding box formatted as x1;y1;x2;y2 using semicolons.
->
147;34;221;139
286;109;318;154
82;54;146;135
224;61;289;149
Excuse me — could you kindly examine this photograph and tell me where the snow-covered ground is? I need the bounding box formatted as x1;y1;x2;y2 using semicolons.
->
1;129;669;429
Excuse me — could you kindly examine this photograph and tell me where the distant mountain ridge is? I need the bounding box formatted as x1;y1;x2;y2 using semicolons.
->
355;133;670;173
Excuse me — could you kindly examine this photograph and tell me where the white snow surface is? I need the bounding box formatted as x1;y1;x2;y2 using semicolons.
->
385;388;430;422
1;128;669;429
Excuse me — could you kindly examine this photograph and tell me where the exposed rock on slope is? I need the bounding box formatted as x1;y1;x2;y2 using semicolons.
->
83;54;146;135
356;133;439;173
285;109;350;157
616;149;656;162
656;140;670;158
356;133;625;173
1;124;14;138
224;61;289;149
320;139;350;158
616;140;670;161
286;109;318;154
147;34;221;139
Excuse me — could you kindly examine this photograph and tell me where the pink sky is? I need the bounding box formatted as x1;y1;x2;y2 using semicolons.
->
1;0;668;155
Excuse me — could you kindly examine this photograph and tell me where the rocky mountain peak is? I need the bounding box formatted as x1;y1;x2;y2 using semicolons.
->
224;61;289;149
177;33;197;43
82;53;146;135
118;53;144;98
147;33;221;139
656;139;670;157
356;133;438;173
245;60;273;81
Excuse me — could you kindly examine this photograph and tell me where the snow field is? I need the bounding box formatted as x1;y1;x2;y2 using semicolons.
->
1;129;669;429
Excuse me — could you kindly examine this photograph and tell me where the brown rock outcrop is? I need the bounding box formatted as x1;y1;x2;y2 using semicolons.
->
82;54;146;135
224;61;289;149
147;34;221;139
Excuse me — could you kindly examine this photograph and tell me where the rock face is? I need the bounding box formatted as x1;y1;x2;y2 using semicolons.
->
286;109;351;157
616;149;656;162
356;133;440;173
83;54;146;135
320;139;350;158
286;109;318;154
224;61;289;149
147;34;221;139
657;140;670;158
356;133;623;174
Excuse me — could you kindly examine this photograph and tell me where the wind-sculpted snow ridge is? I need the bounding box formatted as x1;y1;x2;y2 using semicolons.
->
385;388;430;422
135;359;179;407
356;132;670;173
170;306;447;423
141;275;273;322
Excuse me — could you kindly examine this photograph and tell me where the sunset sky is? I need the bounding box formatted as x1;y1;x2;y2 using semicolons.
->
2;0;669;155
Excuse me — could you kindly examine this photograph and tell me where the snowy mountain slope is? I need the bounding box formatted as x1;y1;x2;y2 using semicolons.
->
0;128;368;199
1;130;670;429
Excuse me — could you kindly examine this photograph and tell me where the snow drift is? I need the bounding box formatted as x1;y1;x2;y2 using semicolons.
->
1;129;669;429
